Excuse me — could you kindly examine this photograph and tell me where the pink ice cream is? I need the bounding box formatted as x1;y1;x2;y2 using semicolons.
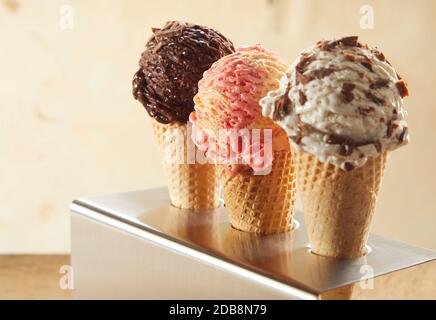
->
190;45;289;175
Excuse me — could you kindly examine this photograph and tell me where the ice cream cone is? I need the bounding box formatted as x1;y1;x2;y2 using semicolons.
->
189;45;295;233
296;151;388;259
152;121;220;210
261;36;409;259
219;150;296;234
132;21;234;210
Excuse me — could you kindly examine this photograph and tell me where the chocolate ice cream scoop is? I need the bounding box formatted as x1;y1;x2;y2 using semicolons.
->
132;21;234;124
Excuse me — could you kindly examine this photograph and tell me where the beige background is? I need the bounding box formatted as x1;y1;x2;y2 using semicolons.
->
0;0;435;253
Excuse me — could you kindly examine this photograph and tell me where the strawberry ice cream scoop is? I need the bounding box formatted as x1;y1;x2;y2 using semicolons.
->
189;45;289;174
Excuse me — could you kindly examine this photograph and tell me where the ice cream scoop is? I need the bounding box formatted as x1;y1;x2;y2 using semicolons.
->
261;36;409;171
190;44;289;174
132;21;234;124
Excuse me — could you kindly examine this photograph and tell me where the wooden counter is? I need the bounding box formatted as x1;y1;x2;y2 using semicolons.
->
0;255;71;300
1;254;434;299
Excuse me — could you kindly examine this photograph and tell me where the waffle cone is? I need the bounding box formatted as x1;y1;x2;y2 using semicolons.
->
296;151;388;259
219;150;296;234
152;121;220;210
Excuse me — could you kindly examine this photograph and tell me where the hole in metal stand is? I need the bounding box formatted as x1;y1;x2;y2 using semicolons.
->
306;244;373;258
170;198;225;212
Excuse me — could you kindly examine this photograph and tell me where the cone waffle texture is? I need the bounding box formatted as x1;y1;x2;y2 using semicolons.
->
152;121;220;210
219;150;296;234
296;151;388;259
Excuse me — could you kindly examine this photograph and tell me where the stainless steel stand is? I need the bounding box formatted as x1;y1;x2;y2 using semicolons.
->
70;188;436;299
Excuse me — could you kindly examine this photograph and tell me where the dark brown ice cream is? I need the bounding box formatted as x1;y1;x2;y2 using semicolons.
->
132;21;234;124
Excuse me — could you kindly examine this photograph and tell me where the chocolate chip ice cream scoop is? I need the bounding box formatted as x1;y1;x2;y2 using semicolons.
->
261;36;409;171
132;21;234;124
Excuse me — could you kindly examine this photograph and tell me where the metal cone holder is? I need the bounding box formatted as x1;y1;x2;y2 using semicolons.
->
71;188;436;299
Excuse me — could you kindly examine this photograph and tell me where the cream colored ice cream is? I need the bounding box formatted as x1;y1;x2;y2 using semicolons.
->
261;36;409;170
